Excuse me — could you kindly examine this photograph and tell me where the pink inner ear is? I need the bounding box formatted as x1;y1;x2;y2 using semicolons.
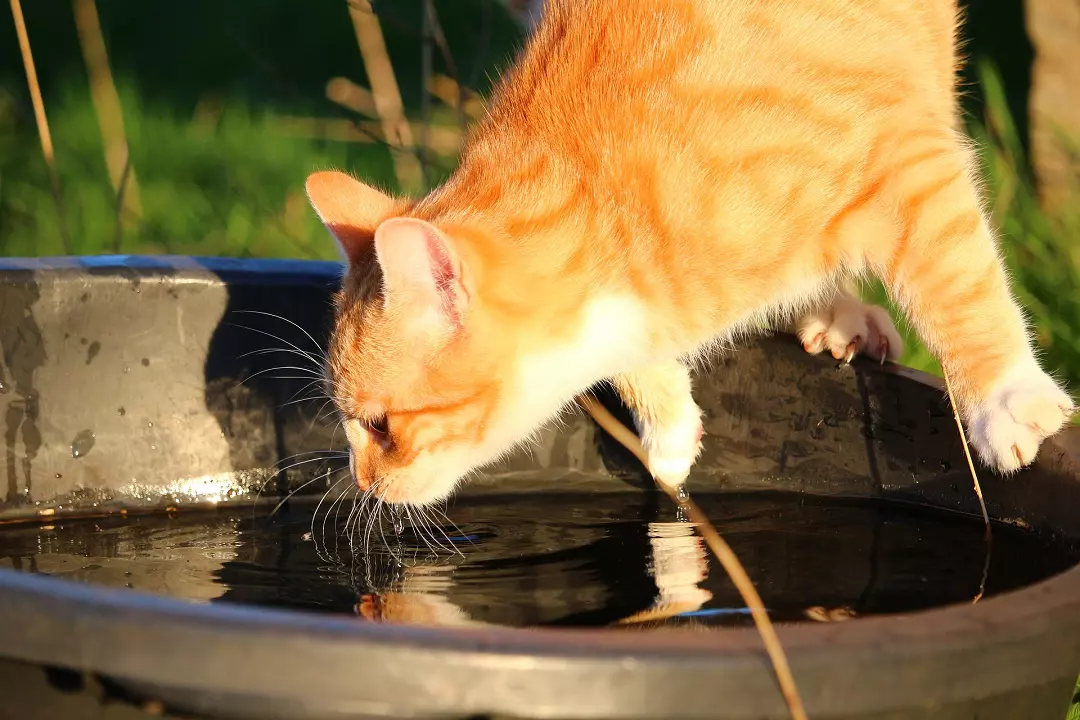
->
374;218;465;324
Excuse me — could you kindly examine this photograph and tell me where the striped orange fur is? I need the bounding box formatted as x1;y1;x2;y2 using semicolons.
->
307;0;1072;506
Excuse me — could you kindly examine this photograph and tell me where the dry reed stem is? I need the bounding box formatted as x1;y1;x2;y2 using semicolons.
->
346;0;423;193
326;77;379;117
427;75;485;121
10;0;70;254
576;394;809;720
941;369;992;604
73;0;141;223
422;0;466;134
271;116;462;156
942;370;990;529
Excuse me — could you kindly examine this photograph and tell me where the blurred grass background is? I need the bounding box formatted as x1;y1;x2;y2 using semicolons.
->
0;0;526;259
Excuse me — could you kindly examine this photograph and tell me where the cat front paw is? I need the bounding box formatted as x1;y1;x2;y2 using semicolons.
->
967;360;1074;472
797;292;903;363
637;402;704;490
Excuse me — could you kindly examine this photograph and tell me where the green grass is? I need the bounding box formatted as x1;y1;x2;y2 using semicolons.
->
0;82;404;260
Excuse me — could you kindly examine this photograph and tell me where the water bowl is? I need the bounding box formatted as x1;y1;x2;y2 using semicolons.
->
1;256;1079;720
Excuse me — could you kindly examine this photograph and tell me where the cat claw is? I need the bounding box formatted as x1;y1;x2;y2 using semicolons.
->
796;293;902;364
843;339;859;364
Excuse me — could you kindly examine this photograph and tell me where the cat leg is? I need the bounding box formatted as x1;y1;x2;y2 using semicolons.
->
877;139;1073;473
796;287;904;363
611;360;703;489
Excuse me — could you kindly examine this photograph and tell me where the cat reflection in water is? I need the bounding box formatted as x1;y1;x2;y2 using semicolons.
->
306;0;1073;510
355;522;712;627
356;563;476;627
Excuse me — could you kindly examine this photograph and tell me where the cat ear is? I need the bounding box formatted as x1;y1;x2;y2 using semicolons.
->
373;217;468;326
305;171;395;266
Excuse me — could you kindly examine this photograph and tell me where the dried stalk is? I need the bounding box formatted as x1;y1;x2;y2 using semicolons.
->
941;368;992;604
271;116;461;155
73;0;141;229
326;77;379;117
419;0;433;187
422;0;466;133
10;0;71;254
942;370;990;528
427;75;485;121
576;395;809;720
346;0;423;193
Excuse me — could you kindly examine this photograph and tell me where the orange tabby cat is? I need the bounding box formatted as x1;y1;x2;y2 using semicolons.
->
306;0;1073;506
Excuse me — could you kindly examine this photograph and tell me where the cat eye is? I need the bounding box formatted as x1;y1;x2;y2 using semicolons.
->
365;415;389;436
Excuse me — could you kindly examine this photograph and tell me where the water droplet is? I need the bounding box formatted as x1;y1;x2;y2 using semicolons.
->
54;473;62;479
392;506;405;536
70;429;96;459
0;381;7;393
676;486;690;503
147;421;153;428
117;407;126;416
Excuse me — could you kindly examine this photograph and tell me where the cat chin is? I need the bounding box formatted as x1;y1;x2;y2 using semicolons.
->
375;475;459;507
368;450;477;507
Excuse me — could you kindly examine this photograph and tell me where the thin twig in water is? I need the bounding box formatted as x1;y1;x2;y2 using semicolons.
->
10;0;71;254
942;368;992;603
942;369;990;528
577;394;809;720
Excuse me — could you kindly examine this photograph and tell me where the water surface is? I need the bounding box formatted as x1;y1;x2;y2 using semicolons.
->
0;492;1074;629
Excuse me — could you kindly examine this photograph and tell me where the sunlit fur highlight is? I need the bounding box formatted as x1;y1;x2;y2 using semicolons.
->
308;0;1072;507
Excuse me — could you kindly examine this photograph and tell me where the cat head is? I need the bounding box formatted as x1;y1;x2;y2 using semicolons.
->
306;171;521;507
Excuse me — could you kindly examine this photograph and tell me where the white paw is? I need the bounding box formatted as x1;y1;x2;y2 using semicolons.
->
967;359;1074;473
797;292;903;363
636;402;704;490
